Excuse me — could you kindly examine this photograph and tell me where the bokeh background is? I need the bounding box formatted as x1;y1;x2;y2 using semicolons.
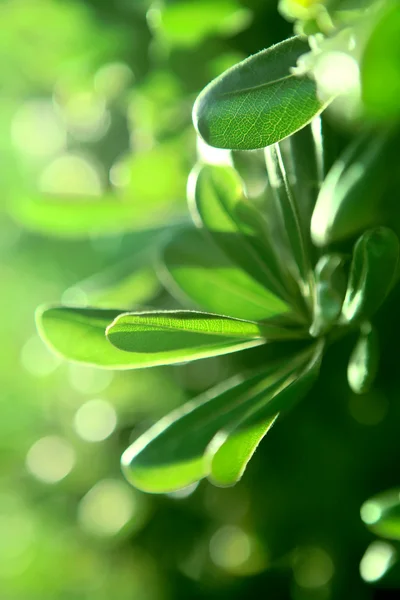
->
1;1;400;599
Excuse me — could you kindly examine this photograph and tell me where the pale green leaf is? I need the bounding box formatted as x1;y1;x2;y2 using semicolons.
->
193;36;324;150
157;0;251;48
347;322;379;394
161;227;290;321
361;2;400;122
361;488;400;541
189;164;294;307
36;306;139;369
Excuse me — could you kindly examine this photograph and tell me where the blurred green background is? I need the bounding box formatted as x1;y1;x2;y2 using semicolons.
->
1;1;400;599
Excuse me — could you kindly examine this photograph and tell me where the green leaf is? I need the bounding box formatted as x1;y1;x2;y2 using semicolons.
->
341;228;399;324
361;2;400;122
207;415;278;487
278;122;322;239
190;164;294;308
361;488;400;541
10;194;144;238
156;0;251;48
311;133;391;246
347;322;379;394
207;339;324;486
193;36;324;150
309;254;347;337
264;143;313;296
106;310;304;366
10;191;185;239
121;346;319;493
36;306;140;369
65;243;162;309
161;227;290;321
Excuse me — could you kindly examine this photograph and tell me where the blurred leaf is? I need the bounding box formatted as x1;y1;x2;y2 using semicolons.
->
347;322;379;394
118;141;189;207
193;37;324;150
37;306;142;369
161;227;290;321
65;235;166;308
155;0;251;48
361;487;400;540
106;310;305;366
361;2;400;122
10;193;183;239
309;254;347;337
121;346;318;493
311;133;390;246
190;164;293;307
341;227;399;324
208;340;323;486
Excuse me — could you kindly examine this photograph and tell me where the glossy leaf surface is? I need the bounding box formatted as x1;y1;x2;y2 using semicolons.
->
311;134;390;246
193;37;324;150
347;322;379;394
341;228;399;324
309;254;347;337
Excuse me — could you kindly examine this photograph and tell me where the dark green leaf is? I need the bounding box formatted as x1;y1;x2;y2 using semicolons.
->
341;227;399;324
311;133;391;246
193;36;324;150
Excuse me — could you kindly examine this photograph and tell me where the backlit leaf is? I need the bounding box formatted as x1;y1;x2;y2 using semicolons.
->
207;339;323;486
121;347;316;493
36;306;137;369
106;310;305;366
190;164;294;307
193;36;324;150
161;227;290;321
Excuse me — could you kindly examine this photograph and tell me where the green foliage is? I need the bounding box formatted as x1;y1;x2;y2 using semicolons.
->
193;37;325;150
5;0;400;597
361;1;400;121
